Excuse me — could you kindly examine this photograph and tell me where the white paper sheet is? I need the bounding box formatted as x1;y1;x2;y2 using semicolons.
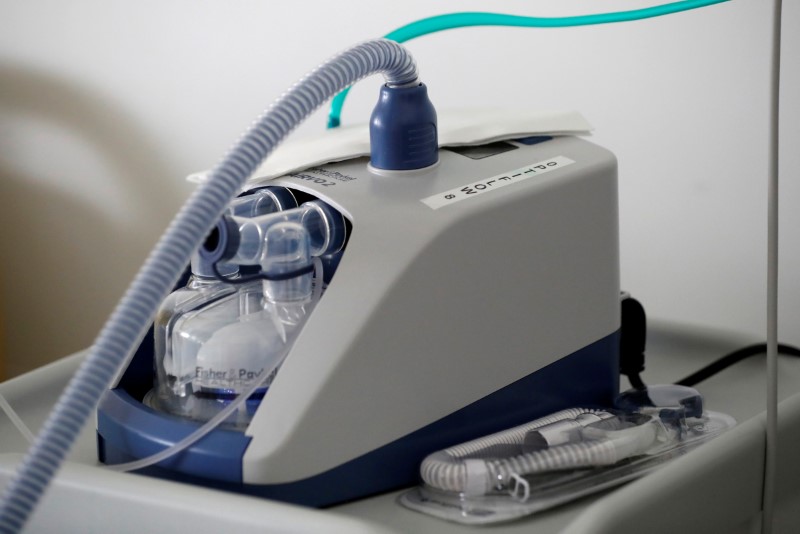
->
187;109;592;186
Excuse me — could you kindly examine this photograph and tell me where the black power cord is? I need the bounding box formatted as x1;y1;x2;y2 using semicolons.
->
675;343;800;387
619;293;800;389
620;294;647;390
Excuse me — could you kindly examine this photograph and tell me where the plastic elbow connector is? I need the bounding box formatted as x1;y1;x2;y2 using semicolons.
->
201;201;346;267
369;83;438;171
262;222;313;302
229;186;298;217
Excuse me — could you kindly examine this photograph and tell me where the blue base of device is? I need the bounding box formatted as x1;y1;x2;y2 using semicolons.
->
98;330;619;507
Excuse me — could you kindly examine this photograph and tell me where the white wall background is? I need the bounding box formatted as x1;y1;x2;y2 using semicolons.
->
0;0;797;378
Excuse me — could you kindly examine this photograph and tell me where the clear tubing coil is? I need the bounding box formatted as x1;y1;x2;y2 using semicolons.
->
420;408;616;495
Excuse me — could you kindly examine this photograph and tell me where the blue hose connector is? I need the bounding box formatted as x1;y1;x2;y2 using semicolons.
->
369;83;438;171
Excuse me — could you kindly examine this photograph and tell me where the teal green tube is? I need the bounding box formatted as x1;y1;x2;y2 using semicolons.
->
327;0;730;128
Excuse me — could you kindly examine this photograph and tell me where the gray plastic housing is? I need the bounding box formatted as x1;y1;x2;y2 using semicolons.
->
243;136;620;483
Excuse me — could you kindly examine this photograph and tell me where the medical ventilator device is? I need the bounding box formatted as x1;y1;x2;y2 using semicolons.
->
96;130;622;506
1;2;744;530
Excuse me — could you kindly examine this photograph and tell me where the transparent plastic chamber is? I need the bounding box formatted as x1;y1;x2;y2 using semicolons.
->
144;186;347;429
400;384;736;525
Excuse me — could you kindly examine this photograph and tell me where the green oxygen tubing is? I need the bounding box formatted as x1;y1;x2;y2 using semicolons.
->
326;0;731;128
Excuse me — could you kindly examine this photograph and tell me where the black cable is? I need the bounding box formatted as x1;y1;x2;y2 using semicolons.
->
627;372;647;390
620;295;648;390
617;294;800;390
675;343;800;387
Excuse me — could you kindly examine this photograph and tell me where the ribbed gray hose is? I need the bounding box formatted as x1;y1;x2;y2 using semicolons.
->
485;440;619;489
0;38;418;534
421;408;615;495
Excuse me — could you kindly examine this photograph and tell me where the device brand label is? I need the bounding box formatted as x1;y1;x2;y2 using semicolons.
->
288;167;358;187
421;156;575;209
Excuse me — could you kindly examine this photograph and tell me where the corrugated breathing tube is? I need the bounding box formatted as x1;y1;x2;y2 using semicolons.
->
420;408;628;496
0;38;419;534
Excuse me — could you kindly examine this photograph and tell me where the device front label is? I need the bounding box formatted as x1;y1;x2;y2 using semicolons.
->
287;167;358;187
421;156;575;210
